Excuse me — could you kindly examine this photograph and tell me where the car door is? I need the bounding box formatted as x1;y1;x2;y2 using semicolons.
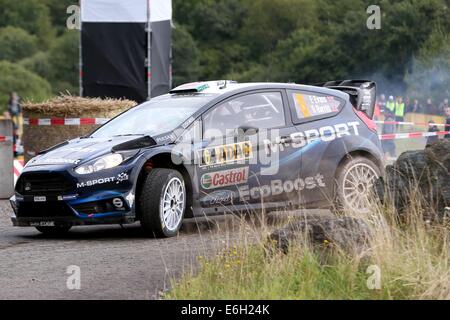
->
286;89;346;206
196;90;299;209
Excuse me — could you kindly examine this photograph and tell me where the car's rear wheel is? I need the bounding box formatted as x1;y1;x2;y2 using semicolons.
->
35;226;71;235
334;156;380;214
139;168;186;238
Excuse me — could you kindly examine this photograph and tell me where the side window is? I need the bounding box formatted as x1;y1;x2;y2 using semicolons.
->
203;92;285;139
288;90;344;123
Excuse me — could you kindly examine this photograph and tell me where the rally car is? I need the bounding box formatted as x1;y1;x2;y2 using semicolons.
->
11;80;383;237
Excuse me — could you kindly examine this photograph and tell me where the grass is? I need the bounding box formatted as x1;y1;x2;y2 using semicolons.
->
167;192;450;300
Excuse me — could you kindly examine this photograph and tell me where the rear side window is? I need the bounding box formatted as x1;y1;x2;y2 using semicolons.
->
288;90;344;124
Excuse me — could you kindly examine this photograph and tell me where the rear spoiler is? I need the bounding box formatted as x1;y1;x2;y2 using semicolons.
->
313;80;377;118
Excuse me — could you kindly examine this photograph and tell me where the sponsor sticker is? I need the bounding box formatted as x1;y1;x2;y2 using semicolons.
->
76;172;129;189
201;167;249;190
238;174;326;201
201;190;235;206
198;141;253;167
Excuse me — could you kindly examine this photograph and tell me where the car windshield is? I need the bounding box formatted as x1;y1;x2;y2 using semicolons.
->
90;94;215;138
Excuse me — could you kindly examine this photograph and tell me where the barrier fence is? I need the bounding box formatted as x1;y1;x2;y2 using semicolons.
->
375;120;450;127
24;118;110;126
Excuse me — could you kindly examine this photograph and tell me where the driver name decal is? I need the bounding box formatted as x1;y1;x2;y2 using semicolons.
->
198;141;253;167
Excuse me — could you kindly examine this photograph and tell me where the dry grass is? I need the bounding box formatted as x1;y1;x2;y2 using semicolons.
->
167;189;450;300
22;95;137;161
23;94;136;118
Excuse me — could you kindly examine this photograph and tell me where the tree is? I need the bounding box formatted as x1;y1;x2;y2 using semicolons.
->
0;27;38;62
0;0;54;48
19;51;53;81
47;31;79;94
0;61;52;112
172;25;201;86
406;28;450;103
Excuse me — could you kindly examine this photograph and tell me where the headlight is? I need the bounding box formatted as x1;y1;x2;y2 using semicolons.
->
75;153;124;175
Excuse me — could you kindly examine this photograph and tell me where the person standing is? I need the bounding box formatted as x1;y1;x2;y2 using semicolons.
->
7;92;22;157
7;92;21;123
439;99;449;115
394;96;405;131
412;99;422;113
426;121;439;147
386;96;395;114
425;98;436;115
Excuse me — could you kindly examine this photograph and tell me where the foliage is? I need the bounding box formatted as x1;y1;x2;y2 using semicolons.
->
0;0;448;109
0;0;54;48
0;27;38;62
0;61;52;109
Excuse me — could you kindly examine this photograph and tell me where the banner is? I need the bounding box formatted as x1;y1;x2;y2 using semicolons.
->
80;0;172;102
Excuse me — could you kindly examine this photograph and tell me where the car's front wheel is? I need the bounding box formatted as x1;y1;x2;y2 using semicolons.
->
139;168;186;238
334;156;381;214
35;226;72;235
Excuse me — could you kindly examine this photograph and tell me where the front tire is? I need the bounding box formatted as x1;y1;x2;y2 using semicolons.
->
334;156;381;214
139;169;186;238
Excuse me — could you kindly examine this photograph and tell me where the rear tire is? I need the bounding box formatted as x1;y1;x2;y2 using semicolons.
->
334;156;381;214
35;226;71;235
139;169;186;238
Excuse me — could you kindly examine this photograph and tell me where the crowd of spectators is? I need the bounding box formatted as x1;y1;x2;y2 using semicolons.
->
375;94;449;120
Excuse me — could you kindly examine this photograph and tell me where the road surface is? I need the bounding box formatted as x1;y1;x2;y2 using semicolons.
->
0;200;329;299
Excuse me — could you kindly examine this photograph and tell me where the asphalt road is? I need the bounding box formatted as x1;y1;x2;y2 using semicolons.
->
0;200;250;300
0;199;330;300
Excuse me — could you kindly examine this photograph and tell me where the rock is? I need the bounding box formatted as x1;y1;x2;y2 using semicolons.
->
269;216;372;256
376;140;450;218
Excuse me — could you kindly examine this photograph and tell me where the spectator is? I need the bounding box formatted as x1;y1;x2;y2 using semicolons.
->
426;121;439;147
425;98;436;115
7;92;21;118
445;106;450;139
395;96;406;124
439;98;449;114
405;97;412;113
7;92;22;157
386;95;395;114
382;112;396;159
412;99;422;113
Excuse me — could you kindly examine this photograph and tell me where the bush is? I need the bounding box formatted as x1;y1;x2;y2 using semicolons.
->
0;0;53;48
0;61;52;112
172;24;200;86
0;27;38;62
19;51;52;80
47;31;79;94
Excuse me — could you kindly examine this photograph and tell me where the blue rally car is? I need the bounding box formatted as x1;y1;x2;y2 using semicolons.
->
11;80;384;237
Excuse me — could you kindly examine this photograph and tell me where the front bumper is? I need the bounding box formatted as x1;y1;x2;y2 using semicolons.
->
10;162;140;227
10;190;137;227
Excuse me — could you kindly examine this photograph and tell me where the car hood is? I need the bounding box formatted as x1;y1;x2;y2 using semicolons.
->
26;135;157;168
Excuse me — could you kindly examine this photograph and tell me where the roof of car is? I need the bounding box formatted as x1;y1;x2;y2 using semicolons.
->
169;80;349;100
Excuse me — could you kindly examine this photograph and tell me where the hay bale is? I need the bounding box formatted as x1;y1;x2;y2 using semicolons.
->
23;95;136;162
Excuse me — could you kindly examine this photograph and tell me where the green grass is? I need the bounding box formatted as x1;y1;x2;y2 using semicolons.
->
167;197;450;300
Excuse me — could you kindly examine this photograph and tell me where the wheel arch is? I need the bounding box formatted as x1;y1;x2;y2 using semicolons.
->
335;149;383;178
135;152;194;220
